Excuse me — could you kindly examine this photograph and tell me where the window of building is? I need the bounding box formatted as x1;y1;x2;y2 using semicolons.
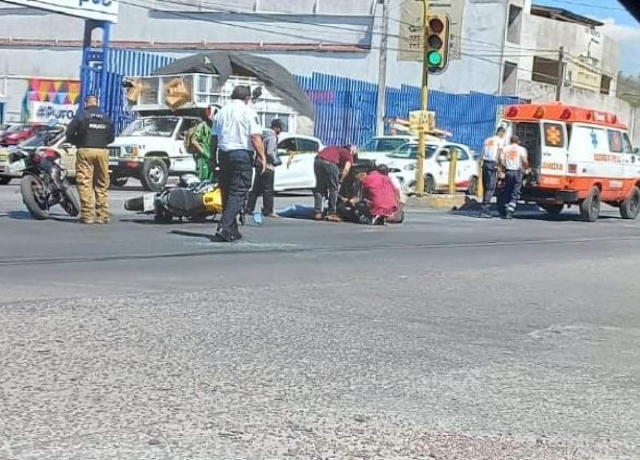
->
502;61;518;95
543;123;565;148
532;57;560;86
507;4;523;44
600;75;612;95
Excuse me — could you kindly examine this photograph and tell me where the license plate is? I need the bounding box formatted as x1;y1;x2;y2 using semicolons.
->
8;159;25;173
143;193;156;213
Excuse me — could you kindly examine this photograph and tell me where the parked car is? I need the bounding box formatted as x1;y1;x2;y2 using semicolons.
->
109;115;202;192
273;133;324;192
358;135;416;161
0;123;46;147
383;141;479;195
0;123;17;135
0;126;71;185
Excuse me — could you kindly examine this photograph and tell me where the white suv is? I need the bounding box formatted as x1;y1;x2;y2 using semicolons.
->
109;116;201;191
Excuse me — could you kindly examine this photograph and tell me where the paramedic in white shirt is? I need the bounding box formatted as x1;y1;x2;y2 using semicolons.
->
212;85;267;242
479;126;507;218
499;135;529;220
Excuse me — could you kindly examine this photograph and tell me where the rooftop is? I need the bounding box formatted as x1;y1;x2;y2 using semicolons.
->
531;4;604;27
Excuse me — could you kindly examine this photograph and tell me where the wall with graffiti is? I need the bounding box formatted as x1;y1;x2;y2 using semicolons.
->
22;79;81;123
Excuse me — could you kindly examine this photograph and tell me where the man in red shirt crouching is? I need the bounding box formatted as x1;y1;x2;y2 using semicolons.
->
361;164;400;224
314;145;355;222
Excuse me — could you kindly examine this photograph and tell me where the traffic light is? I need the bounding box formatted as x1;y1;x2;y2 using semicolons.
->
426;14;450;74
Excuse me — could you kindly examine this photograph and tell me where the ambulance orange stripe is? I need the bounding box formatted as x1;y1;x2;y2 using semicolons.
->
538;174;640;201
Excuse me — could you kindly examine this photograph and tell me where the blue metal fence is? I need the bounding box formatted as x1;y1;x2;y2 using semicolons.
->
297;72;521;151
87;49;520;150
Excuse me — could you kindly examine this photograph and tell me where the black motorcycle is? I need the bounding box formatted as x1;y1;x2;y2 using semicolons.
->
8;146;80;220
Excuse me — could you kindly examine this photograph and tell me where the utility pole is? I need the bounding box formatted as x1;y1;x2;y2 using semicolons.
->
556;46;565;102
415;0;430;196
376;0;390;136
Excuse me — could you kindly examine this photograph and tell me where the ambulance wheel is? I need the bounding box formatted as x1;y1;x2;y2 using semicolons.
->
141;159;168;193
541;203;564;215
579;186;601;222
620;186;640;220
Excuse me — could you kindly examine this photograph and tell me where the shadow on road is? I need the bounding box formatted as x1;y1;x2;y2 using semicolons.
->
169;229;216;242
1;210;78;223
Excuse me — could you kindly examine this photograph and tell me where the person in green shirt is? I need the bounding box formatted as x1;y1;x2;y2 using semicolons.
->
189;112;214;182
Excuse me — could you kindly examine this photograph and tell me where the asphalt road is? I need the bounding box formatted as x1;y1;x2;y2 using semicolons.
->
1;181;640;459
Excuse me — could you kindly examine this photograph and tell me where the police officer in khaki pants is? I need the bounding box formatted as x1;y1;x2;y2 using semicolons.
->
66;95;115;224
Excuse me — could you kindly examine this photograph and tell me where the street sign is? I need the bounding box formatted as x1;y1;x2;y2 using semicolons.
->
409;110;436;135
2;0;119;23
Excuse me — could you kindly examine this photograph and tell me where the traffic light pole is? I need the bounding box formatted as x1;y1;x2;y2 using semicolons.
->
415;0;430;196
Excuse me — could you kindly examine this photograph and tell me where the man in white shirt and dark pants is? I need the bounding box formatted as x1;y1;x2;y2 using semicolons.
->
212;85;267;242
499;135;528;220
479;127;507;218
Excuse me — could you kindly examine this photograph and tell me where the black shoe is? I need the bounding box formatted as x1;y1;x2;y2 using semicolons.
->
214;230;235;243
478;211;492;219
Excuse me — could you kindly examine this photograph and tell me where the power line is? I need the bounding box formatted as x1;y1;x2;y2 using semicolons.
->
116;0;614;93
119;0;558;59
131;0;560;57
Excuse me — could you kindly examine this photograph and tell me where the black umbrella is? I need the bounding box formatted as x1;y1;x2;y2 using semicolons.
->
152;51;314;119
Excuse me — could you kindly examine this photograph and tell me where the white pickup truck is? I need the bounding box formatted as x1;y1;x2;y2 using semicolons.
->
109;115;200;191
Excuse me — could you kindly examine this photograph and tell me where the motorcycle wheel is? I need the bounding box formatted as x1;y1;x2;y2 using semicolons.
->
20;175;50;220
60;183;80;217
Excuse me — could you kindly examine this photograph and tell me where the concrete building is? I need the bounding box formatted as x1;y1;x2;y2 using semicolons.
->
0;0;533;120
0;0;636;140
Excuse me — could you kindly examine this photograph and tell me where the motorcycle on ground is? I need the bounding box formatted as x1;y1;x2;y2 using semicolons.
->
8;140;80;221
124;175;223;223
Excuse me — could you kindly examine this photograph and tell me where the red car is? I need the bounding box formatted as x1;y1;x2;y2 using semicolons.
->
0;124;47;146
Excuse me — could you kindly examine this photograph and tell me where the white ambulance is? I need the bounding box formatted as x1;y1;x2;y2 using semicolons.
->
500;103;639;222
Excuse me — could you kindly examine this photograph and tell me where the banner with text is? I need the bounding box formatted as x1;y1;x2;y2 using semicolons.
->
2;0;118;23
23;78;81;123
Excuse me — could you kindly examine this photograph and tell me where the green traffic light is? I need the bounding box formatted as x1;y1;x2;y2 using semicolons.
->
428;51;443;66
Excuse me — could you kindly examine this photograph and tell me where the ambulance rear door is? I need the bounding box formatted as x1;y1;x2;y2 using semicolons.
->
538;120;568;189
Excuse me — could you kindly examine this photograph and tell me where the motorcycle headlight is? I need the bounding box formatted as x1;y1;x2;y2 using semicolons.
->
403;164;416;171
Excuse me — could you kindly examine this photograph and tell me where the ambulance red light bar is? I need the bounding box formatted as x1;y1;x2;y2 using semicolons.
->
505;106;519;118
560;108;572;120
533;106;545;118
